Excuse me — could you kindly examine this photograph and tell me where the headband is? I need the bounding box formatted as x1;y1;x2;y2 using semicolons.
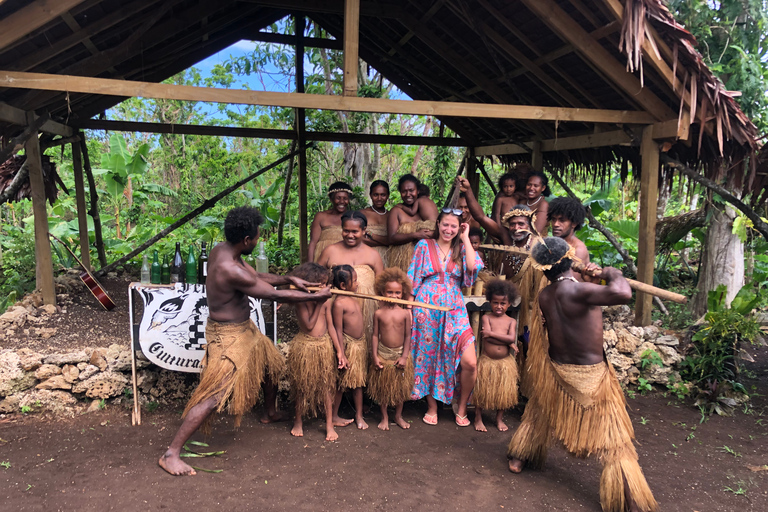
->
530;242;576;272
329;188;353;196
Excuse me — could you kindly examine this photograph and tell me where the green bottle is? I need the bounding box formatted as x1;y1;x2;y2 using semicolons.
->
186;245;197;284
161;255;171;284
150;250;161;284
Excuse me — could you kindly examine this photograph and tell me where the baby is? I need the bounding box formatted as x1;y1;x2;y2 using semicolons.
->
491;173;519;227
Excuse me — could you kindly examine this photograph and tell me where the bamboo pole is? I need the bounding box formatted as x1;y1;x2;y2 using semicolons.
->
303;287;451;311
480;244;688;304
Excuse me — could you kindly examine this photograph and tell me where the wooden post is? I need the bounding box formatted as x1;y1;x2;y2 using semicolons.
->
296;15;309;262
531;141;543;171
343;0;360;97
24;112;56;306
79;135;107;267
71;138;91;271
635;125;659;326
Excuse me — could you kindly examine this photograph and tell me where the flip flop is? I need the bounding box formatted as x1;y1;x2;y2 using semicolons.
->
455;414;470;427
422;413;438;425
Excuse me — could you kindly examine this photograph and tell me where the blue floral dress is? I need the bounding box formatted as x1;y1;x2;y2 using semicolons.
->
408;239;482;403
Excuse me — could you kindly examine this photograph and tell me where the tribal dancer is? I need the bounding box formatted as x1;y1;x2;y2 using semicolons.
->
507;237;657;512
159;207;330;476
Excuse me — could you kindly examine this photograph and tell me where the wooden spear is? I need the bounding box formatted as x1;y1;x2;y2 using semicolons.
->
479;244;688;304
302;287;451;312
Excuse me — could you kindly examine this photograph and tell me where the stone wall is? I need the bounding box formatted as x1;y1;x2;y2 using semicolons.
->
1;305;686;417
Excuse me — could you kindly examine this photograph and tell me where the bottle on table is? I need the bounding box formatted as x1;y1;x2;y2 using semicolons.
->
161;255;171;284
186;245;197;284
140;254;150;284
170;242;183;284
150;250;161;284
255;241;269;273
198;241;208;285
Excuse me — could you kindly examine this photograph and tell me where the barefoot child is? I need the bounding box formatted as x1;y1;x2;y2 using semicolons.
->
287;263;343;441
329;265;368;430
475;279;521;432
491;173;519;228
368;268;414;431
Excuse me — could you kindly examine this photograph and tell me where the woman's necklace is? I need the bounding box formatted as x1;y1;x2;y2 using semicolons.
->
556;275;578;283
436;242;451;262
527;195;543;207
370;205;387;215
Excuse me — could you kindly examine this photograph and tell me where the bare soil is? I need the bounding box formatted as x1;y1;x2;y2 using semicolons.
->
1;275;767;511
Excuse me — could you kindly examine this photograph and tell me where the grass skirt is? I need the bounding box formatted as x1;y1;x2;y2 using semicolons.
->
313;225;343;262
387;220;436;273
507;352;657;512
367;343;414;407
353;264;377;348
338;333;367;389
367;223;389;266
183;319;284;433
474;353;519;410
287;331;336;418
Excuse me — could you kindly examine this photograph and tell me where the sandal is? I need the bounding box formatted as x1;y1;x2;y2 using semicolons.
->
455;414;470;427
422;413;438;425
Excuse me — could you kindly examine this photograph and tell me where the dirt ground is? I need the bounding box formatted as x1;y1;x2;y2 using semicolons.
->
1;276;767;511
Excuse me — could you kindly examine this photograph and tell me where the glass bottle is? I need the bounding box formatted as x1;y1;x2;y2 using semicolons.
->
186;245;197;284
255;241;269;273
150;250;161;284
198;242;208;285
161;255;170;284
140;254;150;284
170;242;183;284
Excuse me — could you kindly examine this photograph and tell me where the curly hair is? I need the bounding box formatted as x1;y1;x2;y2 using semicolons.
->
224;206;263;244
398;173;420;191
527;171;551;197
468;227;484;240
374;267;412;297
497;172;516;190
290;262;329;285
341;210;368;230
531;237;573;280
485;279;520;305
547;197;586;231
370;180;389;194
417;183;430;198
331;264;355;290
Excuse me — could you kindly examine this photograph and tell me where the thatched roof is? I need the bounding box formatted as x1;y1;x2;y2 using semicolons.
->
0;154;63;205
0;0;761;194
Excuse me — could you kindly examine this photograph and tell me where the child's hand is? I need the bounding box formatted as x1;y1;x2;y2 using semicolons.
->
511;342;519;355
373;356;383;370
337;352;349;370
481;328;494;340
395;356;407;369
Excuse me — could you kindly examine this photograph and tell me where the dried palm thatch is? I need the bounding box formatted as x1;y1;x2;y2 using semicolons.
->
0;154;66;205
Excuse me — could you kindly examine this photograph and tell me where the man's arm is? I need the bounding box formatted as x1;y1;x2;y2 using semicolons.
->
456;177;503;239
571;238;590;283
234;265;330;303
255;272;317;291
573;266;632;306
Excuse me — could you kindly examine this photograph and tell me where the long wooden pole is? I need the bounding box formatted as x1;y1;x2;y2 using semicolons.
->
303;287;451;311
480;244;687;304
71;140;91;270
636;125;660;324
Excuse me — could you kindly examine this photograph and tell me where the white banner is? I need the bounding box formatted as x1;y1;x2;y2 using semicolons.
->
134;283;265;373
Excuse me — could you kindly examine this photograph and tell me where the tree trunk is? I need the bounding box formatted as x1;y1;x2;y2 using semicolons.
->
277;141;297;244
656;169;670;220
692;204;744;316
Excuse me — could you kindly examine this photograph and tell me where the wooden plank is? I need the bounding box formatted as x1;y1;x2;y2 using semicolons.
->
531;141;543;171
652;111;691;141
0;102;72;136
635;125;659;326
75;118;468;146
0;0;87;52
0;71;657;125
343;0;360;97
71;139;91;271
246;31;342;50
239;0;401;18
520;0;676;121
474;129;633;156
24;112;56;306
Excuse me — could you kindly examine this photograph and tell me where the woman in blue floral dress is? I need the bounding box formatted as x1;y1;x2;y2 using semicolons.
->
408;209;482;426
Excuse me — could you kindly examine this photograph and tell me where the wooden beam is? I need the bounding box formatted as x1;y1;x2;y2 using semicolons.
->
71;138;91;271
520;0;676;121
0;0;88;53
24;112;56;306
0;102;72;136
531;141;543;171
246;31;342;50
474;129;633;156
343;0;360;97
652;111;691;141
635;125;659;326
0;71;658;124
239;0;400;18
75;119;468;146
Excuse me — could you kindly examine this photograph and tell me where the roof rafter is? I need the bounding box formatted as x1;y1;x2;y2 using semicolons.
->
0;0;89;53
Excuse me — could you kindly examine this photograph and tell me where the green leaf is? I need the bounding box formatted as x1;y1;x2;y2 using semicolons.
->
582;176;617;216
104;173;126;198
606;220;639;242
190;466;223;474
